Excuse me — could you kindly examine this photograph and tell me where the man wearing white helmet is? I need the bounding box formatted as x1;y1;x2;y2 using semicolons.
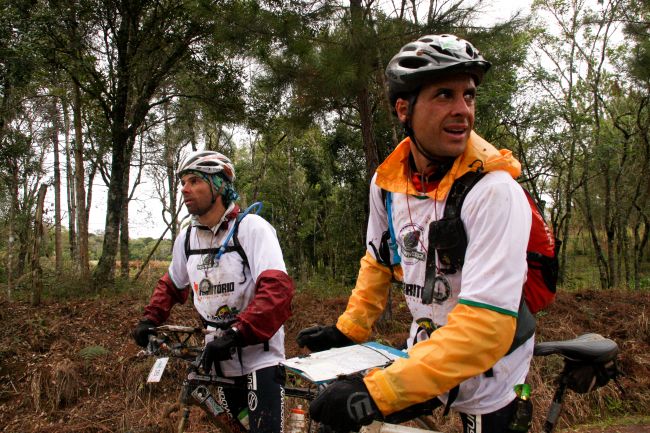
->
299;35;533;432
133;150;294;433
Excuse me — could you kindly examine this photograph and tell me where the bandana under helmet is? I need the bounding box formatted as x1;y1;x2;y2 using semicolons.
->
177;151;239;205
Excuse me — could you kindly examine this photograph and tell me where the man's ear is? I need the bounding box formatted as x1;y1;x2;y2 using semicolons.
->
395;98;409;123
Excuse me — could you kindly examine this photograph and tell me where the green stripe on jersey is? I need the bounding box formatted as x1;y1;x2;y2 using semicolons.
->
459;299;518;317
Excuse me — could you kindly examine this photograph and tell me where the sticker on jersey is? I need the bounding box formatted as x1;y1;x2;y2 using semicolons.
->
199;278;212;295
197;278;235;297
206;305;239;324
422;275;452;304
399;223;426;264
197;253;216;271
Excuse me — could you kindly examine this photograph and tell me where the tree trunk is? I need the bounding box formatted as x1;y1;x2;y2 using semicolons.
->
163;96;179;242
31;184;48;306
62;96;78;262
10;160;27;277
73;81;89;278
633;210;649;289
120;167;130;279
50;98;63;274
349;0;380;182
93;125;134;285
6;220;15;300
357;87;380;181
581;169;609;290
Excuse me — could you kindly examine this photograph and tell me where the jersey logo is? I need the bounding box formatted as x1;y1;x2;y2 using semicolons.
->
399;223;425;263
197;253;217;270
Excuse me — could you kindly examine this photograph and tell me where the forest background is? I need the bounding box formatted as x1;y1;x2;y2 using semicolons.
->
1;0;650;431
1;0;649;294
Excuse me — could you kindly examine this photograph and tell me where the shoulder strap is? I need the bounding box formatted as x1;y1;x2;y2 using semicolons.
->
184;225;223;258
426;171;486;273
442;171;485;219
182;211;254;270
231;221;249;271
385;190;401;265
184;224;192;259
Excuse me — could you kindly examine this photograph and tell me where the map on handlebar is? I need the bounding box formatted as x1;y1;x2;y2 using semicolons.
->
282;342;408;384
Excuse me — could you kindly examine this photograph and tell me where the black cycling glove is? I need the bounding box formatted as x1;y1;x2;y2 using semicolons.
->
132;319;157;347
296;325;353;352
310;374;380;432
202;328;240;373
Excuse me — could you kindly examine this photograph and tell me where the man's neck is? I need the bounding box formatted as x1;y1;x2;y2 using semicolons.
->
408;147;455;180
197;201;227;228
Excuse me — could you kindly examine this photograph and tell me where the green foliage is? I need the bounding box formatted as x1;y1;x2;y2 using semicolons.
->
1;0;648;296
78;345;110;360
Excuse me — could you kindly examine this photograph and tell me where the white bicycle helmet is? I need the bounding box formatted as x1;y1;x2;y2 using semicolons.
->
386;34;491;104
177;150;236;182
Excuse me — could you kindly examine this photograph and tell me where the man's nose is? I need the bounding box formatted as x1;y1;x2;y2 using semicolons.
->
451;96;471;115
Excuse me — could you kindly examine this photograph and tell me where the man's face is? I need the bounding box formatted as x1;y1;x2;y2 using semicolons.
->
180;173;215;216
398;74;476;159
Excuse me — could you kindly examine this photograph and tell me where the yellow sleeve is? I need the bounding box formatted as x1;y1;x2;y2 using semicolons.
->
363;304;516;415
336;251;403;342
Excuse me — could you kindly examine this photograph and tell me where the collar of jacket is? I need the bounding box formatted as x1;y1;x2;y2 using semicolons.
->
375;131;521;200
191;202;241;233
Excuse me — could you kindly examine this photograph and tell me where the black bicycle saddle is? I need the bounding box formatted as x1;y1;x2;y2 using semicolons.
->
533;333;619;363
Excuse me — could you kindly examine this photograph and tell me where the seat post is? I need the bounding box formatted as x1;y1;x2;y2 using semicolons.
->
544;380;568;433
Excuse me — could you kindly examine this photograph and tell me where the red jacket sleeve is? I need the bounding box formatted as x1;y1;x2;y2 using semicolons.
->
142;272;190;325
235;269;294;345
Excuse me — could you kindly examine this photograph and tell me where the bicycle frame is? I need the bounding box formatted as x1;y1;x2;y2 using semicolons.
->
142;327;619;433
141;325;320;433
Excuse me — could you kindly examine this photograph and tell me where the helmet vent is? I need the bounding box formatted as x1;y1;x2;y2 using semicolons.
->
431;44;453;58
399;57;429;69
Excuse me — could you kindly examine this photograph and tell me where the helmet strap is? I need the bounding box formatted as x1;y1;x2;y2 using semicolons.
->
402;93;443;164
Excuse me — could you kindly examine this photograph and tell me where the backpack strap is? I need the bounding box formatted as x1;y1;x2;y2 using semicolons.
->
184;203;262;268
385;191;401;266
184;223;249;267
443;171;486;218
424;171;485;298
369;189;401;280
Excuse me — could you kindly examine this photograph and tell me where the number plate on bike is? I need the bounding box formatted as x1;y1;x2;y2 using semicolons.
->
147;357;169;383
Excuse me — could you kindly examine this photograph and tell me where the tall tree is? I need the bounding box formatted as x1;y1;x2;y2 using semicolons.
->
49;96;63;273
42;0;237;284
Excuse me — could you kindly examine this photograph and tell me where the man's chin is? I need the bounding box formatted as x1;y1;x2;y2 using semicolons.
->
186;205;207;216
440;139;467;157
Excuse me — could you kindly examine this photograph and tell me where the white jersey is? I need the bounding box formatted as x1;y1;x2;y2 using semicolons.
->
169;210;287;376
367;170;534;414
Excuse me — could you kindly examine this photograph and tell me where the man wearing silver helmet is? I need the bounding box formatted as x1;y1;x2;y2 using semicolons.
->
133;150;295;433
299;35;533;432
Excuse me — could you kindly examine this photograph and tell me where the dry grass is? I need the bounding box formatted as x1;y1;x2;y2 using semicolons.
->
0;289;648;433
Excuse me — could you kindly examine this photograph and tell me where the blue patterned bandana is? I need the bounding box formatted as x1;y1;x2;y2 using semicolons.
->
186;170;239;205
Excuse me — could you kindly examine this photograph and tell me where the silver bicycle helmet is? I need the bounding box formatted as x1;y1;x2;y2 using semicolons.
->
386;34;491;104
177;150;236;182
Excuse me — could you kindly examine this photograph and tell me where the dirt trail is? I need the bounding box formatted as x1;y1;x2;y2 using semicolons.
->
0;289;648;433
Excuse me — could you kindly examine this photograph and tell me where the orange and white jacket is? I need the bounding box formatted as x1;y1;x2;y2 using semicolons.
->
336;132;533;415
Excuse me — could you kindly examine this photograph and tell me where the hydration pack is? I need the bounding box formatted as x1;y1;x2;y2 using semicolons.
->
376;171;560;314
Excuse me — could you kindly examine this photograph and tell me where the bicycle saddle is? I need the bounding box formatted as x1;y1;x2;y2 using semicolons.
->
534;333;619;363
